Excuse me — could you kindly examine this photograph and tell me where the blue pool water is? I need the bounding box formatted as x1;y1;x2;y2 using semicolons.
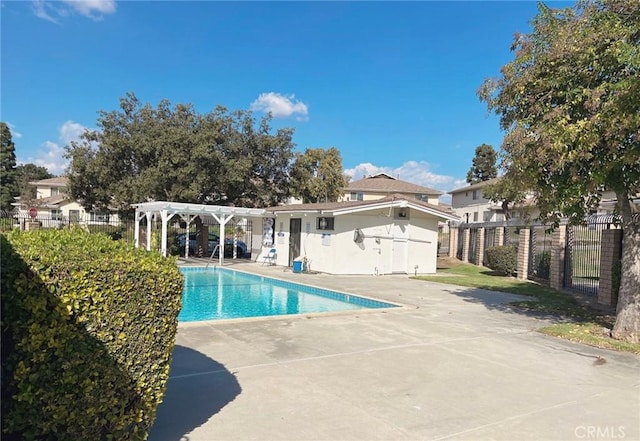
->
178;267;398;322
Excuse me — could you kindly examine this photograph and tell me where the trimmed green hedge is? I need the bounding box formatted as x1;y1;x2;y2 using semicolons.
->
1;228;183;440
485;245;517;276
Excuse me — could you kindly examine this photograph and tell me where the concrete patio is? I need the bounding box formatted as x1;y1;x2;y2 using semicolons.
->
149;261;640;441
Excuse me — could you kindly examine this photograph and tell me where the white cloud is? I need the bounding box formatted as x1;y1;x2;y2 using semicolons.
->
59;120;88;144
344;160;467;196
32;0;116;23
6;122;23;139
30;141;67;175
25;120;90;175
32;0;59;23
250;92;309;120
63;0;116;19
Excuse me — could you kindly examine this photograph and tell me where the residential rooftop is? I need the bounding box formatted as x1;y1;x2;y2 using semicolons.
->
449;177;501;194
347;173;442;196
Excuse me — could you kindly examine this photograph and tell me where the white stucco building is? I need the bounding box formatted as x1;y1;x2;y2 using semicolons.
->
259;194;458;275
449;178;540;223
13;177;120;227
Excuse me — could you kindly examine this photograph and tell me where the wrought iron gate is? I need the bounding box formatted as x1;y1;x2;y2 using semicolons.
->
564;219;608;296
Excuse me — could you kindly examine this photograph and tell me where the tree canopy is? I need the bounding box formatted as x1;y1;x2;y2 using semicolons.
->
290;147;349;203
15;164;54;203
0;122;18;212
466;144;497;184
479;0;640;342
65;93;295;215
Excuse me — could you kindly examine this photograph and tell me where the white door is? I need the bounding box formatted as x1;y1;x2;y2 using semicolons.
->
392;222;409;273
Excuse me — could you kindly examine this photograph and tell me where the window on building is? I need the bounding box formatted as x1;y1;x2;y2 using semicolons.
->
472;190;479;200
50;187;60;196
69;210;80;223
350;192;363;201
473;212;478;222
51;209;62;221
483;211;493;222
415;194;429;202
90;211;110;223
317;216;334;230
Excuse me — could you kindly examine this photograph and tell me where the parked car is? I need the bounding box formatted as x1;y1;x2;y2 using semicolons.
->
176;232;249;257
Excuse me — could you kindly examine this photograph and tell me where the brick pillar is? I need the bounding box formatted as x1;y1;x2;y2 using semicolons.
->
476;227;485;266
461;228;470;263
598;229;623;306
449;227;459;259
496;227;505;247
550;224;567;290
517;228;530;280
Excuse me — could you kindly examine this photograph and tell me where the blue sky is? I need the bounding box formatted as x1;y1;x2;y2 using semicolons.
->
2;0;571;196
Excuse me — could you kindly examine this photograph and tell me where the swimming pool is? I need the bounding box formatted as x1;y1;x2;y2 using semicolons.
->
179;267;398;322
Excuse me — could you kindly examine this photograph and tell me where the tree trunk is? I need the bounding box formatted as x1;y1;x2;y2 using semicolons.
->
502;200;511;220
194;216;205;257
611;192;640;343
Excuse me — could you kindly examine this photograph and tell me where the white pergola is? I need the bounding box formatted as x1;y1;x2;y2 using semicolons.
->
132;201;266;265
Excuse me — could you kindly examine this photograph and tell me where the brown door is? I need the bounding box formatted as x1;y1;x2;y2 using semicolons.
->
289;218;301;266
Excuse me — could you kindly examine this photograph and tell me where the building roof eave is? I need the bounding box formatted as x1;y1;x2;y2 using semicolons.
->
266;196;459;222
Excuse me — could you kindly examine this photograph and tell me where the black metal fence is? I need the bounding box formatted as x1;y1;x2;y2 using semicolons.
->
528;225;552;283
504;226;520;252
563;216;613;296
483;227;498;266
1;213;138;242
468;228;478;264
452;214;638;305
437;227;450;257
1;213;254;259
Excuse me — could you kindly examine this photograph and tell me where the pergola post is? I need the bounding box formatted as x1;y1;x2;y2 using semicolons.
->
134;210;141;248
213;213;234;266
178;214;195;258
145;211;153;251
159;209;173;257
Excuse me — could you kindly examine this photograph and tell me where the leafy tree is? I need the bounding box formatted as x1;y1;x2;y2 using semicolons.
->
15;164;54;202
290;147;349;203
466;144;497;184
0;122;18;212
65;93;295;217
482;176;528;221
479;1;640;342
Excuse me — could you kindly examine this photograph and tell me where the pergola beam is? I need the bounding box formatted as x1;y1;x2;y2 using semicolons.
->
131;201;266;259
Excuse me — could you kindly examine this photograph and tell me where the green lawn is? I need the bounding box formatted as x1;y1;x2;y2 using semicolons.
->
414;260;594;319
413;259;640;354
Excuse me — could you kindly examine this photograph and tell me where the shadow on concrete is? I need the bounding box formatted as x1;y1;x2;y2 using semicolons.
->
148;345;241;441
440;285;614;326
441;286;562;320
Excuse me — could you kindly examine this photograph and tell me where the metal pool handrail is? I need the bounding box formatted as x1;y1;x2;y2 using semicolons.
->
205;244;221;268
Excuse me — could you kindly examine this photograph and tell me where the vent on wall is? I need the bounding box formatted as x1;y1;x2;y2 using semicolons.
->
394;207;409;220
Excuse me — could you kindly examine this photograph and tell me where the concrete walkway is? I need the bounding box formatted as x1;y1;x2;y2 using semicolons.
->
149;262;640;441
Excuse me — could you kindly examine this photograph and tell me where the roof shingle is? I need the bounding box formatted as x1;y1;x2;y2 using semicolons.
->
29;176;68;187
346;174;442;196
